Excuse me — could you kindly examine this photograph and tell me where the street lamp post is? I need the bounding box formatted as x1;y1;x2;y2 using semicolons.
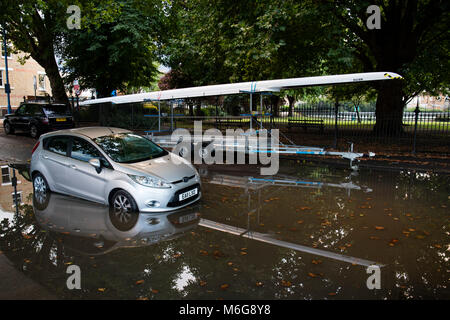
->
2;26;12;114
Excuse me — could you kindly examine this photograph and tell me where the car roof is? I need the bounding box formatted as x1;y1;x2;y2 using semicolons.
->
42;127;132;139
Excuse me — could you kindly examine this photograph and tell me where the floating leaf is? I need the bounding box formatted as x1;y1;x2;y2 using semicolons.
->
281;280;292;287
312;259;322;265
296;220;304;224
220;284;229;290
135;280;145;285
98;288;106;292
199;250;208;256
199;280;207;287
375;226;385;230
255;282;264;287
308;272;318;278
151;289;159;294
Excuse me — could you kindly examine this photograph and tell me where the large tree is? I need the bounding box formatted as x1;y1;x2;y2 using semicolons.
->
0;0;77;104
60;0;164;97
327;0;450;135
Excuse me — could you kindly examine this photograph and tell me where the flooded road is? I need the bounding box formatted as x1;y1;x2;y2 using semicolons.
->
0;162;448;299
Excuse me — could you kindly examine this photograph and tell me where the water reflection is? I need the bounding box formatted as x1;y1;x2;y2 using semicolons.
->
33;192;200;255
0;162;448;299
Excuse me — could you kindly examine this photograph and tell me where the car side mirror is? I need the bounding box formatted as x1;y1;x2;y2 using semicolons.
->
89;158;102;173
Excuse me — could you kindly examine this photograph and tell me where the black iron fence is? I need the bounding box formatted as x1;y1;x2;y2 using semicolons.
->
73;101;449;154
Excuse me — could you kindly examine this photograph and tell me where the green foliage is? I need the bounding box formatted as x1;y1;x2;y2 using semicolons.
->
60;0;163;97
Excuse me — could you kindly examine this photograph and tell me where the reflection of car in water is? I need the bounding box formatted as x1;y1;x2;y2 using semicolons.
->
32;191;201;255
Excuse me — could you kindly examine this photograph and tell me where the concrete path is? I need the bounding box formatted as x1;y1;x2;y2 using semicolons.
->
0;254;56;300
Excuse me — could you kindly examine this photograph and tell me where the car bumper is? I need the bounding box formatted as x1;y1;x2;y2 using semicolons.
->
132;180;202;213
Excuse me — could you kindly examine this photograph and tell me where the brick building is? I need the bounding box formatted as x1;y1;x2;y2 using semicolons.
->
1;40;52;117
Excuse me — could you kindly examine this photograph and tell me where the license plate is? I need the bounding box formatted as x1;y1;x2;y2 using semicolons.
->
179;188;198;201
178;212;198;224
56;118;66;122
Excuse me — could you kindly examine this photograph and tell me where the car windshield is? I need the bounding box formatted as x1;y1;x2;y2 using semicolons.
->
42;105;72;116
93;133;168;163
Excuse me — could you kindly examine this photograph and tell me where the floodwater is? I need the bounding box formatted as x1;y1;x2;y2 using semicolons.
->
0;161;448;300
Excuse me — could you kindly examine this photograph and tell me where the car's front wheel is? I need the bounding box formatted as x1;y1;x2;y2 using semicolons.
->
111;190;138;214
3;121;14;135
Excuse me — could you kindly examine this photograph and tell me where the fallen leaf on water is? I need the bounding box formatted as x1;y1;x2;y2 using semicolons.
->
135;280;145;285
136;297;149;301
240;251;247;256
255;282;264;287
281;280;292;287
227;262;233;266
308;273;318;278
98;288;106;292
297;220;304;224
375;226;385;230
199;250;208;256
369;236;379;240
433;244;442;249
408;228;416;232
220;284;229;290
312;259;322;265
416;235;425;239
151;289;159;294
173;253;182;258
328;292;337;296
199;280;207;287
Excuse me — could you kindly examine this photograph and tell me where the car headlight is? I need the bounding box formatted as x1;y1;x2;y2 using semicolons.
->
128;174;171;188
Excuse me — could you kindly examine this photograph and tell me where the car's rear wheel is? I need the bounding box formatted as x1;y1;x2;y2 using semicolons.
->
30;124;39;139
3;122;14;135
111;190;138;214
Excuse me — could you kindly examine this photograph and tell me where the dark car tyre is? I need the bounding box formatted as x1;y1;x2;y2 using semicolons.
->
32;172;51;210
3;121;14;135
111;189;138;214
30;124;39;139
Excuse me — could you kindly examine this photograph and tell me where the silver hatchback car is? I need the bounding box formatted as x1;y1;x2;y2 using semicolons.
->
30;127;201;212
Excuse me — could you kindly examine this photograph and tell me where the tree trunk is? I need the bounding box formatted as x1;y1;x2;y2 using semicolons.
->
373;80;405;136
34;50;69;105
287;95;295;117
270;95;280;117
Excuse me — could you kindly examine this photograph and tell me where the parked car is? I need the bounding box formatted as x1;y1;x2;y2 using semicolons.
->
30;127;201;213
3;102;74;138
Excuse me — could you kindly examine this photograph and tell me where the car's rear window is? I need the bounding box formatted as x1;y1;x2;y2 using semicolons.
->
42;105;72;116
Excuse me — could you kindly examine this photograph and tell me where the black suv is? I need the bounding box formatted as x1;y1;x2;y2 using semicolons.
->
3;102;74;138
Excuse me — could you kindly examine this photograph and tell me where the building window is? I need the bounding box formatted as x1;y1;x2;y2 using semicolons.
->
1;166;11;185
38;73;46;91
11;191;23;207
1;41;12;58
0;69;3;87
